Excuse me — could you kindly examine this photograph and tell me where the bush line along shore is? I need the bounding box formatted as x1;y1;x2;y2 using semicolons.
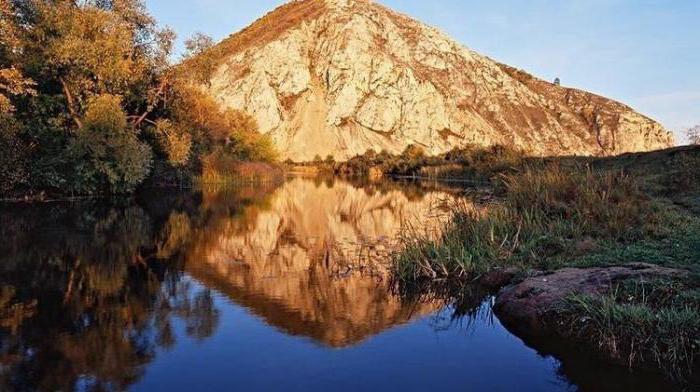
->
370;145;699;385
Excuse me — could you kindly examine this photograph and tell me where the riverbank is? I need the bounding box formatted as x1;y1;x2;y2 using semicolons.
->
390;145;700;385
1;160;286;203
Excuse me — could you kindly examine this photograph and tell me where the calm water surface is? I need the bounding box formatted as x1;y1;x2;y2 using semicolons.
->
0;178;679;391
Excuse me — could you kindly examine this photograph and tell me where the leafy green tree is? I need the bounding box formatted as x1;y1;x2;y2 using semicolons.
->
12;0;174;129
0;0;35;113
0;113;28;194
69;94;152;193
0;0;275;195
0;0;174;194
0;67;34;114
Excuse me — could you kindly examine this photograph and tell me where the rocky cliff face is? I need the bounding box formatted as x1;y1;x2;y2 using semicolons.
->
192;0;674;161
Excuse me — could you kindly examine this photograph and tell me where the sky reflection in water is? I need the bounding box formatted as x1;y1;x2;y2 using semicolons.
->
0;178;679;391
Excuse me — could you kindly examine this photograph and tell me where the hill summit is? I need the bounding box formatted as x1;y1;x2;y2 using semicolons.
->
188;0;674;161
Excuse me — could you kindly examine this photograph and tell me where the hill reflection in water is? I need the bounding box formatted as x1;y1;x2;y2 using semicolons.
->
0;178;460;390
184;178;457;347
0;178;680;392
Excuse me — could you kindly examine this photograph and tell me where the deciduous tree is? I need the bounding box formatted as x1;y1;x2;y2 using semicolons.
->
688;125;700;145
69;94;152;193
183;32;214;58
10;0;174;129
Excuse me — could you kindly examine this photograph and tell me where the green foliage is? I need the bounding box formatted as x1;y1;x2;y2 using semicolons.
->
0;113;28;195
337;144;526;180
571;218;700;269
0;0;275;196
0;0;174;196
393;164;693;282
391;154;700;383
0;67;35;114
164;84;278;164
227;124;278;162
504;166;656;241
563;279;700;381
68;95;152;193
20;0;173;113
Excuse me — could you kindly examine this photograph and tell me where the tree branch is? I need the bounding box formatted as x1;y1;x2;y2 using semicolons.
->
127;116;158;127
59;77;82;129
132;78;168;129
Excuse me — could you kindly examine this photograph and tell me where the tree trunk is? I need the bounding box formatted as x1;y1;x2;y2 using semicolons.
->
59;77;82;129
132;79;168;129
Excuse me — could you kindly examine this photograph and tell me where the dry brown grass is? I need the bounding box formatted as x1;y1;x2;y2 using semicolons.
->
200;152;283;184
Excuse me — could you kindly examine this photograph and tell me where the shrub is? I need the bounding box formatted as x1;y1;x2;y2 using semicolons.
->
335;144;526;179
69;95;153;194
0;114;28;195
168;84;278;163
200;148;282;184
227;127;278;162
401;144;425;160
154;119;192;167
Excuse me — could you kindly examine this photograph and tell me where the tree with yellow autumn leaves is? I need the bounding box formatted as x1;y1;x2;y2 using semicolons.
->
0;0;276;196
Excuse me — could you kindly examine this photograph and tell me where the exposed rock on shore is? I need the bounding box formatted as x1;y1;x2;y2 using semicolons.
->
493;263;689;337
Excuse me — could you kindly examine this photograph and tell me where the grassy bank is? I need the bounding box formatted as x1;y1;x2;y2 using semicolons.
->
391;145;700;382
564;277;700;381
393;164;693;280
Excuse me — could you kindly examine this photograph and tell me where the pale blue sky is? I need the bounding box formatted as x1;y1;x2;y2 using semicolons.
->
147;0;699;143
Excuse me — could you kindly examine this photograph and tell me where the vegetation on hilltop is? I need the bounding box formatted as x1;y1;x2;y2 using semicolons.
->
688;125;700;145
0;0;277;198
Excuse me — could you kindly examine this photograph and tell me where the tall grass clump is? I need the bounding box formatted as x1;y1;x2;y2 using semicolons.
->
392;164;663;283
199;151;283;185
504;165;660;241
563;279;700;382
393;202;508;281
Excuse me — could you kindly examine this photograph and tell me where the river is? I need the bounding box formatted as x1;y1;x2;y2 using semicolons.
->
0;177;678;391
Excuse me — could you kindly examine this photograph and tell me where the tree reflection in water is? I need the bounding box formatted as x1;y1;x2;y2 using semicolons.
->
0;179;460;391
0;200;221;391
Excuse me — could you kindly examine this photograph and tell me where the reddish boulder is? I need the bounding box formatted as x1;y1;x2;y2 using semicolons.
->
494;263;688;337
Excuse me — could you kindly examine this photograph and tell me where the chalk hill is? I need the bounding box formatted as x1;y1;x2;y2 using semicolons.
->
188;0;674;161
